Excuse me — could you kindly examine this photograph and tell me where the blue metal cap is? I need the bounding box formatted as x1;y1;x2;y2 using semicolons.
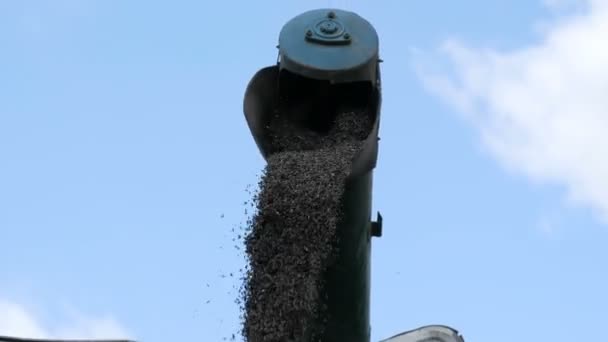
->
278;8;379;84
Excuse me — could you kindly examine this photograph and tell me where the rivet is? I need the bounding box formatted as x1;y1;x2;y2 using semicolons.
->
306;29;313;37
343;33;350;39
328;11;336;19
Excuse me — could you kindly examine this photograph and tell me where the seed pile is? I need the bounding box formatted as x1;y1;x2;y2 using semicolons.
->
268;110;371;152
240;109;372;341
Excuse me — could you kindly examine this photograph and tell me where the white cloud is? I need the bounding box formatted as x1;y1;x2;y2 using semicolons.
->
0;300;48;338
542;0;583;11
0;298;131;340
414;0;608;223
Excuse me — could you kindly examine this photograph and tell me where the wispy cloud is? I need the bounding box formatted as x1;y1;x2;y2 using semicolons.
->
413;0;608;224
0;298;131;340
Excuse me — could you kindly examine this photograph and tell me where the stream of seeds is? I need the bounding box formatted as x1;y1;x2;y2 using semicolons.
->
240;110;371;342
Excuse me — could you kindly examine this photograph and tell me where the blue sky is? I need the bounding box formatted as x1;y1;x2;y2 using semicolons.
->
1;1;608;341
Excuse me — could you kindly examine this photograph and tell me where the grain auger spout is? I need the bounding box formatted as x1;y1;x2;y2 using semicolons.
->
244;9;381;341
242;8;465;342
244;8;380;180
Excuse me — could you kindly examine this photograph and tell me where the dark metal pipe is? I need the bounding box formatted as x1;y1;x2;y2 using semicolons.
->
243;9;382;342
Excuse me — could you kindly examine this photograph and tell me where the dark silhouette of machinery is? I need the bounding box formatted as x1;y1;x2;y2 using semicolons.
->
243;8;465;342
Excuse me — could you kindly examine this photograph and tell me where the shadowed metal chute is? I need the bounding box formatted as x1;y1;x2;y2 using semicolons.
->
243;8;381;179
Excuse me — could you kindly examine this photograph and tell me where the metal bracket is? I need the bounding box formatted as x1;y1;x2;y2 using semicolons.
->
371;211;383;237
304;12;351;45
